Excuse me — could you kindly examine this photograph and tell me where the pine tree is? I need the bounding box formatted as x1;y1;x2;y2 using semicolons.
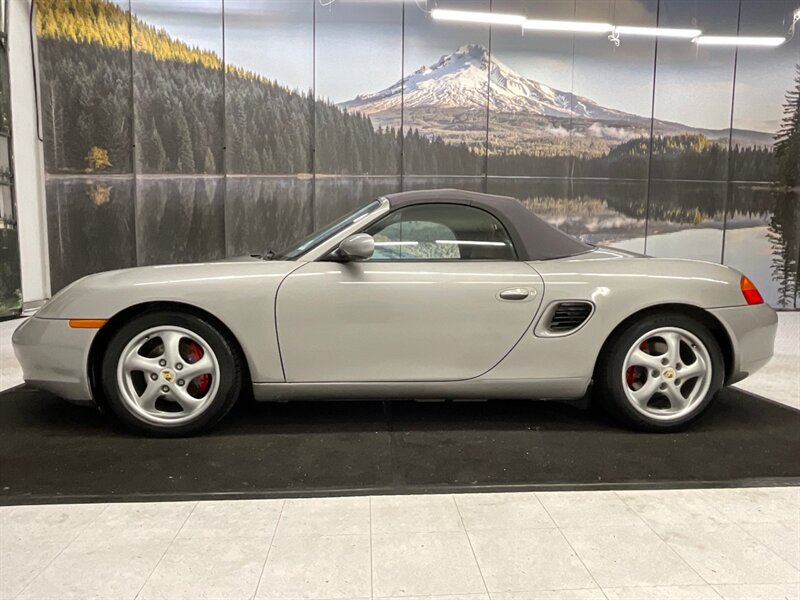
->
774;64;800;188
175;111;195;173
203;147;216;174
139;116;165;172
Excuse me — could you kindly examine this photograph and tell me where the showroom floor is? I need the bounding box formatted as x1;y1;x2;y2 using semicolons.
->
1;314;798;600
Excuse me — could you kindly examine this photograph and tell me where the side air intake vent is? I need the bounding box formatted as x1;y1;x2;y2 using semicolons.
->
548;302;593;333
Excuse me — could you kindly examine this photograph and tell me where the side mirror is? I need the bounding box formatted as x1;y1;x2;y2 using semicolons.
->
336;233;374;261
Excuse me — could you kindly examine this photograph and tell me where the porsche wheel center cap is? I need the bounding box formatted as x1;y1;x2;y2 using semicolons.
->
662;368;675;379
161;370;175;382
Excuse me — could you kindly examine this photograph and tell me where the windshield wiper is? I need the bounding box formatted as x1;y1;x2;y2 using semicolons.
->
250;249;276;260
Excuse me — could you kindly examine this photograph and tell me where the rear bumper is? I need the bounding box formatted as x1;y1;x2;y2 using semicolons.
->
709;303;778;384
11;317;96;403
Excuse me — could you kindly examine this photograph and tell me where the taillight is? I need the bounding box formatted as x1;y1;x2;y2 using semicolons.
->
740;275;764;305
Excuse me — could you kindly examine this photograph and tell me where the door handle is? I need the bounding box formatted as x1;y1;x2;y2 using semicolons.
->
498;288;531;301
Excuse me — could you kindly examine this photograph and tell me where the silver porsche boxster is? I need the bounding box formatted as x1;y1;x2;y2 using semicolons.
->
13;189;777;436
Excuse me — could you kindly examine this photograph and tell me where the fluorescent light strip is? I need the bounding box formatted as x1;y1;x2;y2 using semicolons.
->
614;25;702;38
431;9;525;26
693;35;786;47
523;19;612;33
435;240;508;247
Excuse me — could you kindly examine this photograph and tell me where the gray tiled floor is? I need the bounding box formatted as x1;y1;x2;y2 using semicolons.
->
1;489;798;599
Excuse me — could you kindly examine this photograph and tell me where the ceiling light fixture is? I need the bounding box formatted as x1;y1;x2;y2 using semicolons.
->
613;25;702;38
693;35;786;46
523;19;612;33
431;9;526;26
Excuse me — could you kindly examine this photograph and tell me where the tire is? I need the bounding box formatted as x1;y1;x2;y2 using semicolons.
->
595;312;724;432
101;310;242;436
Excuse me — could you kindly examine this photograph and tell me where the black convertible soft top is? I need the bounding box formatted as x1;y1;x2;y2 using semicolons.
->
384;189;592;261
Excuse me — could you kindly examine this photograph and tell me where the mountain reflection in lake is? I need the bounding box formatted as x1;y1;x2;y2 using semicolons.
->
45;175;798;308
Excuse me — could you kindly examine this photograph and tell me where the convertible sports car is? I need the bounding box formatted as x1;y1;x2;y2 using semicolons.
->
13;189;777;436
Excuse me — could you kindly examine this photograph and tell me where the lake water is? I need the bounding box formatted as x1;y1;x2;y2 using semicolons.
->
45;175;798;308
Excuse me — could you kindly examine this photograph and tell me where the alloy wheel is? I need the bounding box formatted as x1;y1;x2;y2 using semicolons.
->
621;326;713;421
116;326;221;425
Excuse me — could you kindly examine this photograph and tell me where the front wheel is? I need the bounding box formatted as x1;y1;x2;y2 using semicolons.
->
595;313;724;431
101;310;242;436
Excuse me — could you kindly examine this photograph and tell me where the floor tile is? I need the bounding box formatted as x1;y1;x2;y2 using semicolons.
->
561;522;703;588
176;498;283;540
468;528;595;593
455;492;555;531
537;491;640;528
0;503;107;543
662;524;799;584
79;501;196;542
257;534;370;599
713;582;800;599
371;494;463;534
740;522;800;569
137;536;270;599
699;488;800;525
490;591;605;600
275;496;370;539
616;489;730;536
603;585;722;599
17;536;169;600
372;531;486;597
388;596;489;600
0;538;66;599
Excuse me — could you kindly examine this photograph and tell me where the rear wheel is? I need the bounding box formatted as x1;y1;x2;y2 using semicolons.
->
595;313;724;431
101;311;242;436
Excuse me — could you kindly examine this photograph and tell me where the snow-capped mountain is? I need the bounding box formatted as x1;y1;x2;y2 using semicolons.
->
339;44;771;154
342;44;632;122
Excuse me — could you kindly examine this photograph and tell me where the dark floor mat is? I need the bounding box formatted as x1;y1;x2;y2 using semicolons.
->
1;386;798;504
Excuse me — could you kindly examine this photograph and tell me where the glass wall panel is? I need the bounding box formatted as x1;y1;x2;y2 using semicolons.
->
0;29;21;315
36;0;136;292
223;0;314;256
403;0;489;178
649;0;739;182
570;0;657;182
487;0;575;179
46;177;136;292
644;0;739;261
316;0;402;177
131;0;224;265
314;0;403;227
724;0;799;308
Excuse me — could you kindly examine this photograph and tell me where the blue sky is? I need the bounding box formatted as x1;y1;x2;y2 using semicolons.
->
121;0;799;133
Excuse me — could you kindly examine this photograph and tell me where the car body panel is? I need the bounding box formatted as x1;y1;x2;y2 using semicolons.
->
484;248;750;383
33;260;300;383
11;316;96;403
708;303;778;382
276;260;544;382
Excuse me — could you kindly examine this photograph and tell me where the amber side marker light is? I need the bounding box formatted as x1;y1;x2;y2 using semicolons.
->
68;319;107;329
740;275;764;305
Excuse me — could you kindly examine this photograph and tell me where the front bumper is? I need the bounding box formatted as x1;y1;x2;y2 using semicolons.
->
11;317;97;403
709;303;778;384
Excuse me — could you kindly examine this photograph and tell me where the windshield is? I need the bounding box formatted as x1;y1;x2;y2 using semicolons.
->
274;199;381;260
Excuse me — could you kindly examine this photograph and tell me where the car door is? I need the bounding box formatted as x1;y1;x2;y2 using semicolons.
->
276;203;544;382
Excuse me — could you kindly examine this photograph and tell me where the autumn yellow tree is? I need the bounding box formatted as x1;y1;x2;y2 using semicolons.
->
85;146;112;172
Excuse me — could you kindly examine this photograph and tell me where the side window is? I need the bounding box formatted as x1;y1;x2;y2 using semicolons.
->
365;204;516;261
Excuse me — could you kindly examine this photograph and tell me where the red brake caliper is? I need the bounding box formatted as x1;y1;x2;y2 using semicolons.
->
186;341;211;395
626;341;649;387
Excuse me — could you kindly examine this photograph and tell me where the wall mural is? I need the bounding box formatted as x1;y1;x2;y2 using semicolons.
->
35;0;799;307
